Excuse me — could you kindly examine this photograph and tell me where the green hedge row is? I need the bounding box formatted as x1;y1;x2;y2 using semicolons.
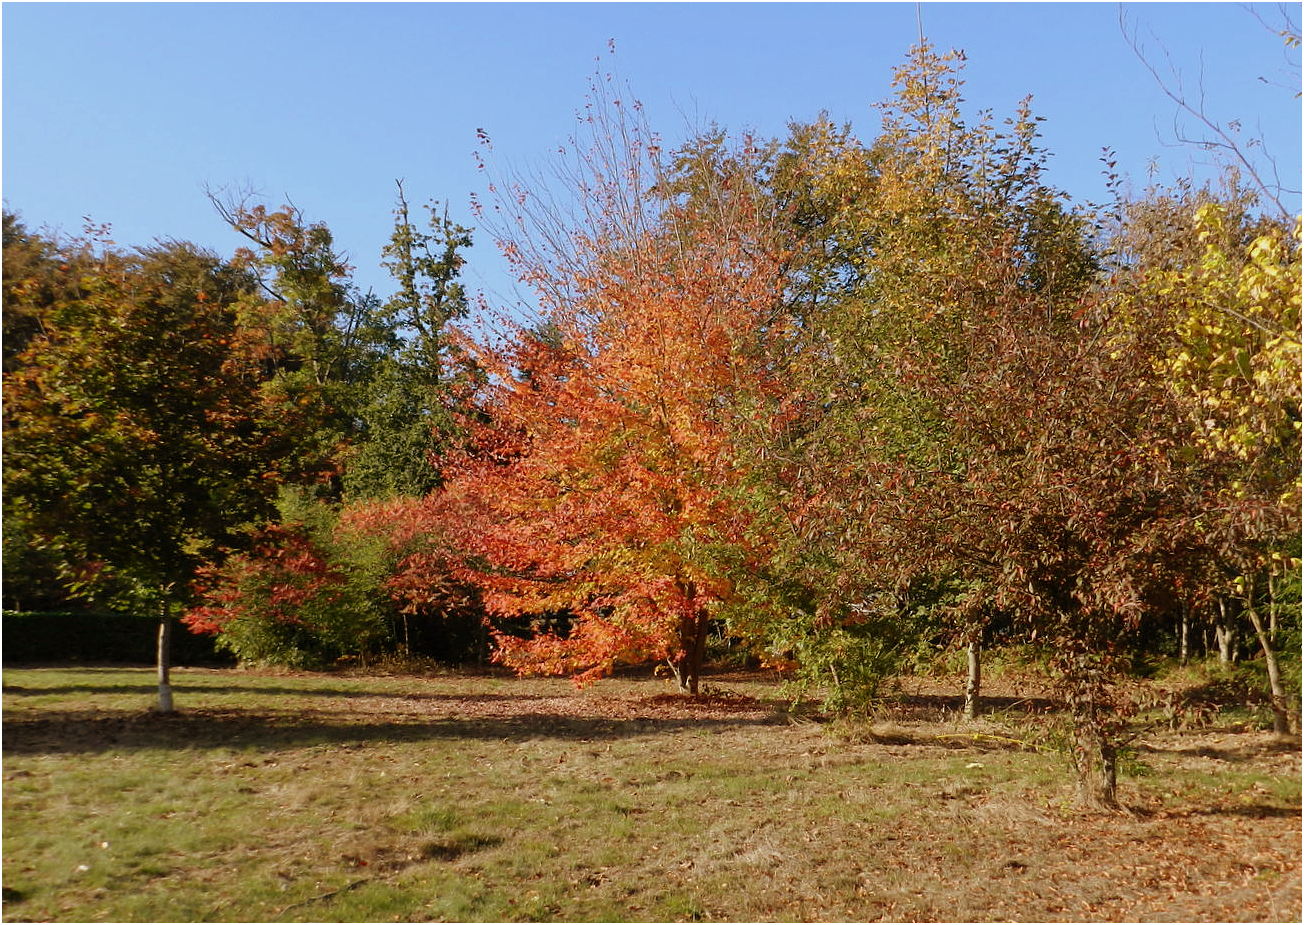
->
2;611;234;666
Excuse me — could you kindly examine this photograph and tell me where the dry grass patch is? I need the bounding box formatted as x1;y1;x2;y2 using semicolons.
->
3;666;1299;922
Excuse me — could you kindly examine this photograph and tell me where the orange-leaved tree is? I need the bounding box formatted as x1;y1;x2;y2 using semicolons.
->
452;80;792;692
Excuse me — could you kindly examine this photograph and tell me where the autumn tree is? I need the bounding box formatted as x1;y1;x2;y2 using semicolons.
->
208;187;479;497
450;81;791;693
184;480;487;668
207;190;392;494
2;229;291;709
334;492;486;660
184;491;396;668
746;47;1078;712
1113;10;1301;717
2;212;89;374
2;212;100;610
770;45;1215;808
1108;191;1301;733
186;186;480;667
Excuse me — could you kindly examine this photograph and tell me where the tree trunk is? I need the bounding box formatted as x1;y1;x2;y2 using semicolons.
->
669;611;710;696
1215;624;1236;665
1062;646;1119;811
1245;594;1292;735
963;639;982;720
1215;598;1236;665
1178;603;1190;666
1071;721;1118;810
156;616;174;713
1267;571;1279;641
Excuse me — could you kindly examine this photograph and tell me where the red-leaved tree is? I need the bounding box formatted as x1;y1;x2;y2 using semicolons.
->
449;82;791;692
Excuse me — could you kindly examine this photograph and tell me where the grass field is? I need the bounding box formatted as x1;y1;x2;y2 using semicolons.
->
2;665;1300;922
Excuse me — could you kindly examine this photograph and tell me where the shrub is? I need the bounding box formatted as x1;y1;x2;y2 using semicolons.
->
184;522;391;669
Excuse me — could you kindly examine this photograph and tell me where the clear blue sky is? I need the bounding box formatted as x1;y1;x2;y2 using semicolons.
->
4;2;1300;309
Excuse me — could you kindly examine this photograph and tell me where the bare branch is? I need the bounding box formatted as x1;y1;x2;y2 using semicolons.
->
1120;6;1296;220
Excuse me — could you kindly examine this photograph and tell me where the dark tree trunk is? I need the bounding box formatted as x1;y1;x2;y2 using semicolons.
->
478;617;491;665
669;610;710;696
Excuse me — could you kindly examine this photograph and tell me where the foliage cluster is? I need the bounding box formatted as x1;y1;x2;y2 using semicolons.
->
3;185;479;667
183;488;484;668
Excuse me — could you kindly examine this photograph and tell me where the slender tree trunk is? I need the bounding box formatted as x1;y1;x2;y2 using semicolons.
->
1267;572;1279;641
156;616;174;713
1215;598;1236;665
1178;602;1190;666
963;639;982;720
1245;591;1292;735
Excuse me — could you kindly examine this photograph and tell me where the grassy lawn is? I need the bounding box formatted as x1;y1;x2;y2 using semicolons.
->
3;666;1300;922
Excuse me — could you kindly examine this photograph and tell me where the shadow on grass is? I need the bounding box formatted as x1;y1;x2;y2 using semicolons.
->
2;707;786;756
0;683;518;700
1136;803;1301;820
886;693;1062;717
1186;803;1300;819
1137;736;1302;765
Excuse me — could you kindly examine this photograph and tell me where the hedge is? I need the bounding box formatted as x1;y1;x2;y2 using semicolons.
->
2;611;234;666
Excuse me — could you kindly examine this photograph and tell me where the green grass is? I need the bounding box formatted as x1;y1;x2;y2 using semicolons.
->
4;666;1300;922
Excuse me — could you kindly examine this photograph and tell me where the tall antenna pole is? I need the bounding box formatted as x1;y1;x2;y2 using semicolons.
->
916;1;925;46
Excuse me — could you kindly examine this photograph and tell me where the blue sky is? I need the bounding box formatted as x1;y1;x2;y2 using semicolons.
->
4;2;1300;308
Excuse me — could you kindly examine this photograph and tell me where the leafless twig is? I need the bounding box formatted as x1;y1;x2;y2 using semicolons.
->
1119;5;1299;220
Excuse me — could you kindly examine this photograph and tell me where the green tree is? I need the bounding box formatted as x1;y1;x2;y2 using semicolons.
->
208;191;393;495
345;183;475;499
3;231;289;709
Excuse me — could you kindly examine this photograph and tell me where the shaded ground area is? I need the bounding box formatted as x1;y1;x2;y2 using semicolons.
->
1;677;781;755
3;667;1300;922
